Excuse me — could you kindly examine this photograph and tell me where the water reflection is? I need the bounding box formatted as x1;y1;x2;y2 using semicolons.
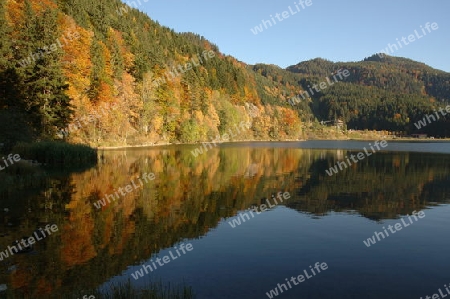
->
0;143;449;297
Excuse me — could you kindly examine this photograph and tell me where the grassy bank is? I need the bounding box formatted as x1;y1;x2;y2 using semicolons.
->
0;280;195;299
11;141;97;167
94;280;196;299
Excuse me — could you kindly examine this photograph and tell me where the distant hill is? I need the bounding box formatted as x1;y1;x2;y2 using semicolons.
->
0;0;449;149
282;54;450;135
287;54;449;98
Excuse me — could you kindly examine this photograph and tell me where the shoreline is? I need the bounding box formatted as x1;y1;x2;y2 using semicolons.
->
96;137;450;150
97;138;306;150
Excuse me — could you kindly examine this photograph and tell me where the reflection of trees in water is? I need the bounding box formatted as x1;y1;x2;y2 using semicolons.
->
1;147;449;297
288;152;450;220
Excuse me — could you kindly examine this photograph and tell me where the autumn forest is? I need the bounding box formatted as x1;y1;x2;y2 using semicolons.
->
1;0;450;150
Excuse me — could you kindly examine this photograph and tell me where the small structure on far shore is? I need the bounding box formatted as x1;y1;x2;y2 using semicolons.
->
411;133;428;139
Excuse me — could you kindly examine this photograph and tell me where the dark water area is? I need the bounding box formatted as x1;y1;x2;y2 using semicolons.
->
1;141;450;298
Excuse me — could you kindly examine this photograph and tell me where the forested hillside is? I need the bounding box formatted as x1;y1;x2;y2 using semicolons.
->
0;0;449;149
285;55;450;135
0;0;306;148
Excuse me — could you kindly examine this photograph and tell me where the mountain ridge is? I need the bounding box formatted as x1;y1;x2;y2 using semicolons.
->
0;0;449;150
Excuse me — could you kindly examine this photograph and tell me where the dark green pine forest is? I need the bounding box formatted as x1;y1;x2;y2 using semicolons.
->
1;0;450;149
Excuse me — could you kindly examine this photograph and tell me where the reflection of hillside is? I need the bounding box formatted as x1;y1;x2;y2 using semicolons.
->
1;146;304;297
1;146;449;297
287;152;450;220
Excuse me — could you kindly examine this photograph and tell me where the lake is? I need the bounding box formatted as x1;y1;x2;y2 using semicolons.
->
1;141;450;298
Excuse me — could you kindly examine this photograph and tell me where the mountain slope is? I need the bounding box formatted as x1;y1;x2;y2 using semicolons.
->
0;0;449;149
282;54;450;135
1;0;307;147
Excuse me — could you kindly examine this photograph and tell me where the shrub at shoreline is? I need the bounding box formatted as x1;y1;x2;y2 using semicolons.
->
12;141;97;167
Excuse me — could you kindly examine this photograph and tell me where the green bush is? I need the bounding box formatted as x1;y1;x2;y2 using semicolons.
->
12;141;97;167
100;280;196;299
0;280;195;299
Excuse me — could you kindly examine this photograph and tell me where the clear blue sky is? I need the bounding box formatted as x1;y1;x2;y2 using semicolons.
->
131;0;449;72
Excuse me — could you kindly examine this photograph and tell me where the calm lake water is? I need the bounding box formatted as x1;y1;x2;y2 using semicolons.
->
1;141;450;298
